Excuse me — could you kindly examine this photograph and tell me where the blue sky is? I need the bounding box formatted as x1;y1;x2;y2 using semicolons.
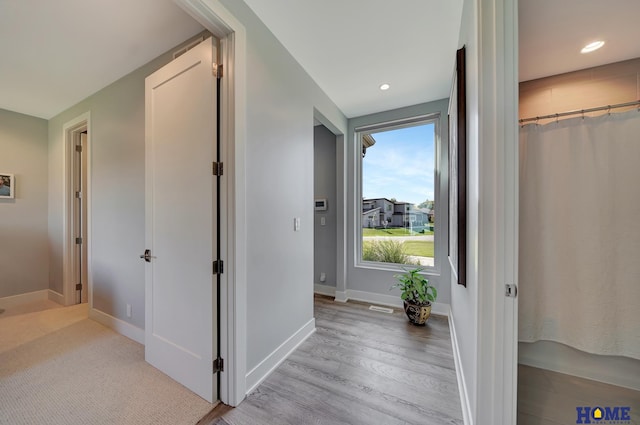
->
362;123;435;205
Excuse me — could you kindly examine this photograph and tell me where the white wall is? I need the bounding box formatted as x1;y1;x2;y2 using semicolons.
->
450;0;479;418
314;125;337;287
47;33;206;328
218;0;348;372
450;0;520;424
0;109;49;298
345;100;451;306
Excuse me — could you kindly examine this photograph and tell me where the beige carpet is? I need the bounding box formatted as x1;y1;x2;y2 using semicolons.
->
0;302;213;425
0;302;86;354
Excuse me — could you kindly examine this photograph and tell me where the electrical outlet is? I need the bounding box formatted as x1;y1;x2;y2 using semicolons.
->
320;272;326;282
294;217;301;231
126;304;132;318
320;216;326;226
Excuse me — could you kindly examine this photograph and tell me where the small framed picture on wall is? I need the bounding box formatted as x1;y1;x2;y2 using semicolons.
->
0;173;15;199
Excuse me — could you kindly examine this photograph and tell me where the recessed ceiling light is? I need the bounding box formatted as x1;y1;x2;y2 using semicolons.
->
379;83;390;91
581;41;605;54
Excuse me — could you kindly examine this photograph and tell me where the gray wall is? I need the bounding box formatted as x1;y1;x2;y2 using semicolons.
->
346;100;451;305
47;33;207;328
219;0;348;370
0;109;49;298
314;124;337;287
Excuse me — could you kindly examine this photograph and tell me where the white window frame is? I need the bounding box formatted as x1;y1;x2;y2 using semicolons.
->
355;113;443;275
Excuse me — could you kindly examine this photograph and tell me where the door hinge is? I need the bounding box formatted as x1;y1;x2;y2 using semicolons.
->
505;284;518;298
213;260;224;275
212;162;223;176
75;145;83;152
213;357;224;373
75;191;82;199
212;63;223;78
75;237;83;245
75;283;83;291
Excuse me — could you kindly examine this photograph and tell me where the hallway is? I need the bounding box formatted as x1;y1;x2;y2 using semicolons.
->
202;295;462;425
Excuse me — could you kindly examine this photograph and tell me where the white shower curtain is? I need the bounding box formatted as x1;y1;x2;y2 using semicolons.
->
519;110;640;360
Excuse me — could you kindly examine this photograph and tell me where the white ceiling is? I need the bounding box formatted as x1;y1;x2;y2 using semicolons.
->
0;0;203;119
2;0;639;121
242;0;464;118
519;0;640;82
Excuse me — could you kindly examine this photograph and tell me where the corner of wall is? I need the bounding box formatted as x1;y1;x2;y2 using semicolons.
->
89;307;145;344
244;318;315;395
0;109;50;298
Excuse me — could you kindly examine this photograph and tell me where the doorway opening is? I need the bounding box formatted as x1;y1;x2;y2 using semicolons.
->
313;123;338;295
62;113;91;307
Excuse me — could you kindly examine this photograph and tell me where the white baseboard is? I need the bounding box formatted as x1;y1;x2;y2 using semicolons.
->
245;318;316;395
0;289;49;308
431;301;450;317
334;290;348;303
323;288;450;317
346;289;401;308
89;307;145;345
519;341;640;392
313;284;336;297
450;310;473;425
48;290;65;305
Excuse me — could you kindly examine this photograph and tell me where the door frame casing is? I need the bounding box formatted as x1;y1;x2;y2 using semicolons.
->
62;112;92;308
175;0;247;407
476;0;519;423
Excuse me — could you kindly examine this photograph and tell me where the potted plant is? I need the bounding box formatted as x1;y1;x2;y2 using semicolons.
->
391;267;438;325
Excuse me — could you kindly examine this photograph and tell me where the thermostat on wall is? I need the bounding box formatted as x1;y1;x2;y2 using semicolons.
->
314;198;328;211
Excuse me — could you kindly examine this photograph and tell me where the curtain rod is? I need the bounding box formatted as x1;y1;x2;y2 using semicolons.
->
519;100;640;124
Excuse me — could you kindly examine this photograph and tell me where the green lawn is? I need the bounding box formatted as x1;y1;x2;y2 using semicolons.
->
402;240;434;257
362;227;434;236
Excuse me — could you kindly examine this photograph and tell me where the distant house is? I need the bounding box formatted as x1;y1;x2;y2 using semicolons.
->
394;202;426;227
362;207;381;228
362;198;395;228
363;198;429;229
362;199;435;229
417;207;435;223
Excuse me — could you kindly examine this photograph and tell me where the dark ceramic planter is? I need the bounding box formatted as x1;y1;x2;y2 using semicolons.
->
403;301;432;325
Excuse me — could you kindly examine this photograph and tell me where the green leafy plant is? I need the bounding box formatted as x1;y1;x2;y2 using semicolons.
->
391;267;438;306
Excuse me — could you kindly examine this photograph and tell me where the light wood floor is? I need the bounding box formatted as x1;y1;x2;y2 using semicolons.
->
200;295;463;425
518;364;640;425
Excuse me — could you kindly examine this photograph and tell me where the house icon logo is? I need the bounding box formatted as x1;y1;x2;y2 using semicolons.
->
576;406;632;424
592;408;603;420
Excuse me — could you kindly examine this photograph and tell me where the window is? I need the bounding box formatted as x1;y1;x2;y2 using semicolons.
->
358;116;437;268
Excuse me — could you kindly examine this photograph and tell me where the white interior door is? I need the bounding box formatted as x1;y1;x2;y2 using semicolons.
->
144;37;218;403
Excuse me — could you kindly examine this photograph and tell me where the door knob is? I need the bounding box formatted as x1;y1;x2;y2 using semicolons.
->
140;249;153;262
